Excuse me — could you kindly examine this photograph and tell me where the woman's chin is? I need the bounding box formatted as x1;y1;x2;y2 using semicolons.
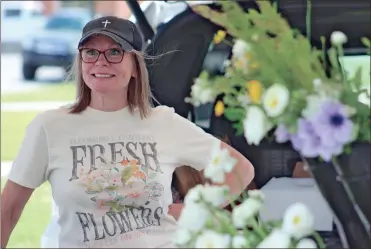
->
90;79;117;92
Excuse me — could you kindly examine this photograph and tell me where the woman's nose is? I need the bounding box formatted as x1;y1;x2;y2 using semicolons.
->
95;53;109;66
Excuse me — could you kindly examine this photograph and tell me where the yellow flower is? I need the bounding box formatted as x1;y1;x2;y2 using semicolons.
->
213;30;226;44
246;80;262;103
214;100;225;117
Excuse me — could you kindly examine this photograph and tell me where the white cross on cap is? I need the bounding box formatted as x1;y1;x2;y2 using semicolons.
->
102;20;111;28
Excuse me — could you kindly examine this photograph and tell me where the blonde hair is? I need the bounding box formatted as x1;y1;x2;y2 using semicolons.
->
66;50;154;119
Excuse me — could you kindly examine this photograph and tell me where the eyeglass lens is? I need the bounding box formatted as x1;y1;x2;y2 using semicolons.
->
80;48;124;63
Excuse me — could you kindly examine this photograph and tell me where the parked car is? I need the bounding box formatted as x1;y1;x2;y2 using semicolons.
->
21;8;92;80
1;1;46;44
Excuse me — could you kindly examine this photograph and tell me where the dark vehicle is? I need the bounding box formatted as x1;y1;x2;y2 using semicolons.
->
128;0;370;248
21;7;91;80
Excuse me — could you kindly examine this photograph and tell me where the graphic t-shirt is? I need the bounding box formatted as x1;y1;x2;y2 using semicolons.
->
8;105;219;248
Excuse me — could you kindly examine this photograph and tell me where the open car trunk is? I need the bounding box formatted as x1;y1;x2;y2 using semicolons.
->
128;1;370;248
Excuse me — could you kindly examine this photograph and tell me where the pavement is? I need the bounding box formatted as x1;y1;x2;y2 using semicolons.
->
2;101;71;112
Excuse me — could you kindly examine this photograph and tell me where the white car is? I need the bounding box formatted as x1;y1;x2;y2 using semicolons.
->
1;1;46;44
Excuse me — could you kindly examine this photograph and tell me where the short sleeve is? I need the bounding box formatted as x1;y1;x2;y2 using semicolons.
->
167;108;220;171
7;114;49;189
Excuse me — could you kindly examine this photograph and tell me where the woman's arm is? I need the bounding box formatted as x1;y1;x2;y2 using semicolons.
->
1;180;34;248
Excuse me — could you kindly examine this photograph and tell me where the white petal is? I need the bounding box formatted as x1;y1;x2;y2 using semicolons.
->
184;185;204;205
257;229;291;248
232;235;249;248
243;106;268;145
232;198;262;228
297;238;317;248
202;185;229;206
178;203;209;232
330;31;347;45
248;189;265;201
173;229;192;246
195;230;231;248
282;203;315;239
262;84;290;117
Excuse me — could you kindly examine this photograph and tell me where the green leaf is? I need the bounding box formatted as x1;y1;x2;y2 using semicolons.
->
361;37;370;48
224;107;245;122
232;122;244;136
351;66;363;92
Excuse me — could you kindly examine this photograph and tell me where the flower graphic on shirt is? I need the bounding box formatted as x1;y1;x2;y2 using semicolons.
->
78;159;156;215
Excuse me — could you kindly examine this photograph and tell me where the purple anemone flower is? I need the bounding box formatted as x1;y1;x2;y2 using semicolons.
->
291;119;322;158
310;100;354;148
289;118;345;162
275;124;291;143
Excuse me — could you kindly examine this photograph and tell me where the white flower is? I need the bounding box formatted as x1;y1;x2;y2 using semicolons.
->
204;141;237;183
189;78;215;106
297;238;317;248
178;202;210;232
184;184;228;207
232;198;262;228
231;39;251;74
282;202;315;239
262;84;290;117
243;106;270;145
232;39;250;58
195;230;231;248
204;166;226;184
248;189;265;201
232;235;249;248
173;229;192;246
184;184;204;204
330;31;347;45
257;229;291;248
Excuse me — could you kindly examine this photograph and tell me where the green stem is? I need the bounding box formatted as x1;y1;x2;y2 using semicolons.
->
306;0;312;40
207;203;236;235
337;44;347;84
320;36;327;72
250;217;267;239
312;230;326;249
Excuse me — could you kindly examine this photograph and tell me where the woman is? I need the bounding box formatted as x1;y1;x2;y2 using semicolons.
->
1;16;254;248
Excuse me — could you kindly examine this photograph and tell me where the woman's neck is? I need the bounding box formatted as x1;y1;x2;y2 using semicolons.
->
89;91;128;112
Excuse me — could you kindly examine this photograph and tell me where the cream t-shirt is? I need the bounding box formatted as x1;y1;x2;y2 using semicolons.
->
8;105;219;248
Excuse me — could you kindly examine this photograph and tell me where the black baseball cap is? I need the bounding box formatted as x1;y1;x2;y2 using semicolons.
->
78;16;144;52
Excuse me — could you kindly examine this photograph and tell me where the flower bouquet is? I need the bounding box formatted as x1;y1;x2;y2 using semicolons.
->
174;143;324;248
184;0;370;248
